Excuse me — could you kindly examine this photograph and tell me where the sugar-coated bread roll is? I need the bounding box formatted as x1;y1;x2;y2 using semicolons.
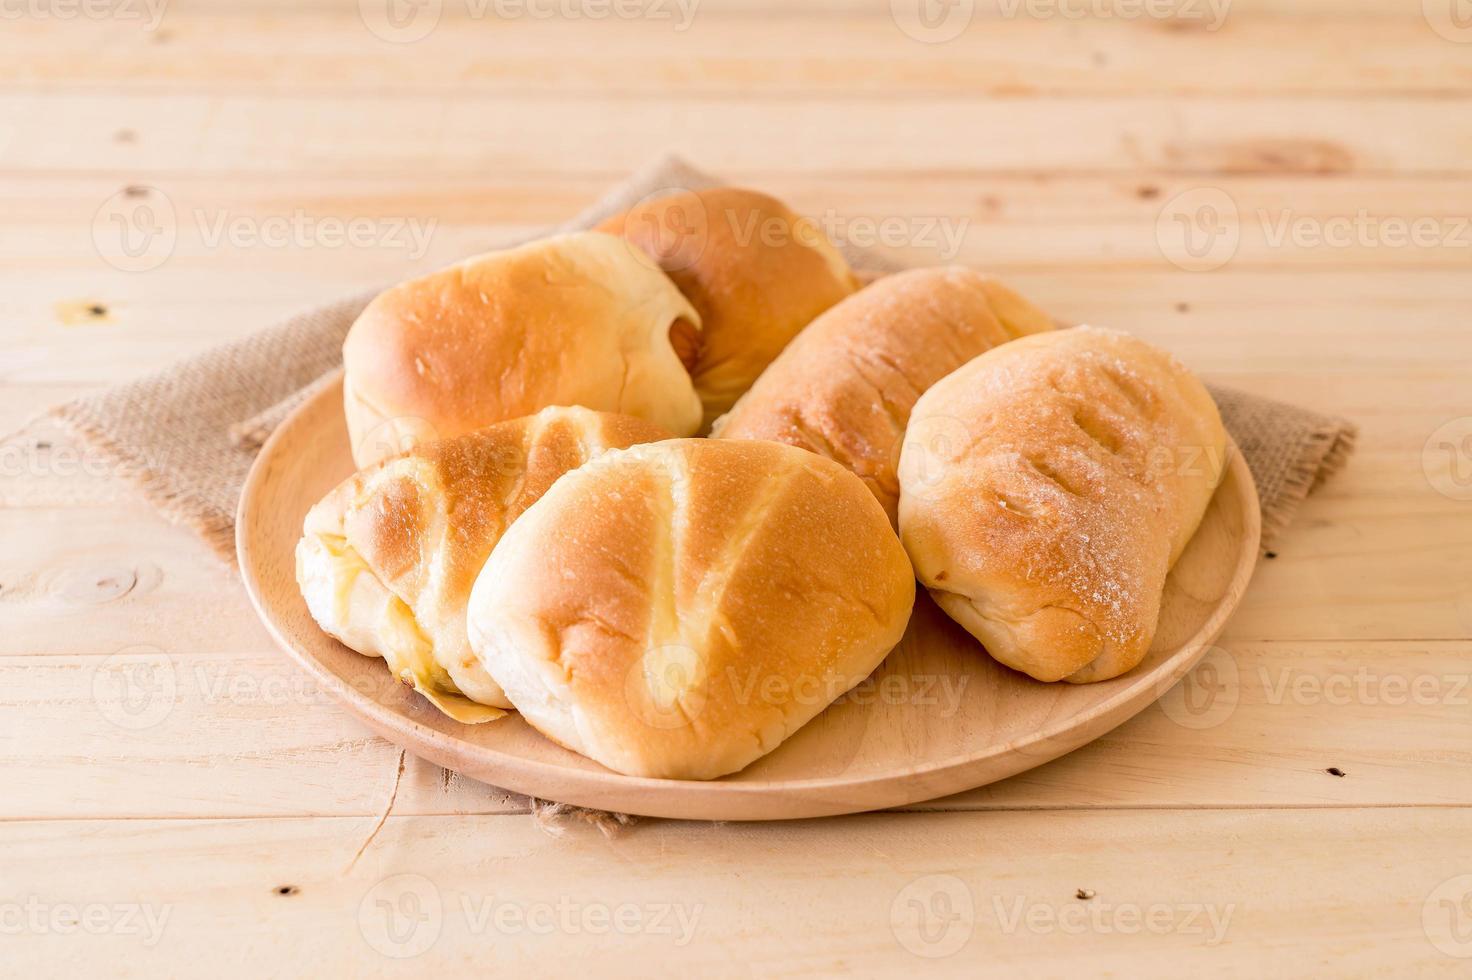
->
296;407;672;722
712;266;1053;524
597;187;859;430
898;326;1227;684
466;439;916;779
342;231;702;467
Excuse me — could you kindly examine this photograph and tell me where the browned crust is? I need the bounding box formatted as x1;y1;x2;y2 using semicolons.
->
597;187;860;429
300;407;673;711
466;439;917;780
321;408;673;621
342;232;701;466
713;266;1053;524
897;327;1227;684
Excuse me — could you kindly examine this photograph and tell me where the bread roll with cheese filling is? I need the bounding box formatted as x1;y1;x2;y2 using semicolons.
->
296;407;672;721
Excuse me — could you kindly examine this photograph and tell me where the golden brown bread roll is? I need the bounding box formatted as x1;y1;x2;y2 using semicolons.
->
897;326;1227;684
296;407;673;722
465;439;916;779
711;266;1053;524
342;231;701;467
597;187;860;430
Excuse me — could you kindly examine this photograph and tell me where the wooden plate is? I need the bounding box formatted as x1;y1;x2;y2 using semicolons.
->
237;374;1261;821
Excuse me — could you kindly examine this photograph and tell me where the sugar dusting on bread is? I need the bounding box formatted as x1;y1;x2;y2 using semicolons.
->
899;325;1227;683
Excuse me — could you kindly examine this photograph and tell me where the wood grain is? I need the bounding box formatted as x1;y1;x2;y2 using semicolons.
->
6;268;1471;388
6;94;1471;177
3;640;1468;820
2;809;1467;976
5;14;1466;97
3;1;1469;970
13;175;1472;277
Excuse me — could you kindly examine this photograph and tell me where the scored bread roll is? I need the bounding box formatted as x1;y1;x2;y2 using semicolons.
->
466;439;916;779
712;266;1054;524
597;187;860;430
296;406;673;722
897;326;1227;684
342;231;702;467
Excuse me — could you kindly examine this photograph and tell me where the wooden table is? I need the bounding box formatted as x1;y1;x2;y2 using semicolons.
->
4;1;1470;974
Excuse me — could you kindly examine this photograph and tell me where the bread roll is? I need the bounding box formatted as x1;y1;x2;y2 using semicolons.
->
597;187;859;430
712;266;1053;524
897;326;1227;684
296;407;672;722
466;439;916;779
342;231;701;467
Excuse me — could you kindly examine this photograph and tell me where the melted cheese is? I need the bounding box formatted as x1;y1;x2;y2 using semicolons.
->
312;534;506;724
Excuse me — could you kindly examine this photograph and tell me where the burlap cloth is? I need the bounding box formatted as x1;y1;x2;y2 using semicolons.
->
41;154;1355;830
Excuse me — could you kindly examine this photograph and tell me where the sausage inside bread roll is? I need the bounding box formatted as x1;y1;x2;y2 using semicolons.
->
598;187;860;431
712;266;1054;524
466;439;916;779
296;407;672;722
342;231;702;468
898;326;1227;684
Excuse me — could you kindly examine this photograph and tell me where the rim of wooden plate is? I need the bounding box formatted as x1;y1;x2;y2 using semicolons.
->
237;375;1261;821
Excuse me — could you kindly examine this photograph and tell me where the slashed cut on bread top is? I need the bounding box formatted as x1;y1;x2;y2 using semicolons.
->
466;438;916;779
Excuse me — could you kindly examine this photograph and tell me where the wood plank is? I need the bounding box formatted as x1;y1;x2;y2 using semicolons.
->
0;385;93;436
11;173;1472;274
3;264;1470;386
0;649;528;819
2;640;1469;820
0;809;1466;976
4;13;1467;97
0;0;1436;21
4;93;1471;177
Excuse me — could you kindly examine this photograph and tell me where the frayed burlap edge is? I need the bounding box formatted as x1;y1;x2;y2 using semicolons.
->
50;400;241;561
1260;416;1358;547
530;798;640;838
